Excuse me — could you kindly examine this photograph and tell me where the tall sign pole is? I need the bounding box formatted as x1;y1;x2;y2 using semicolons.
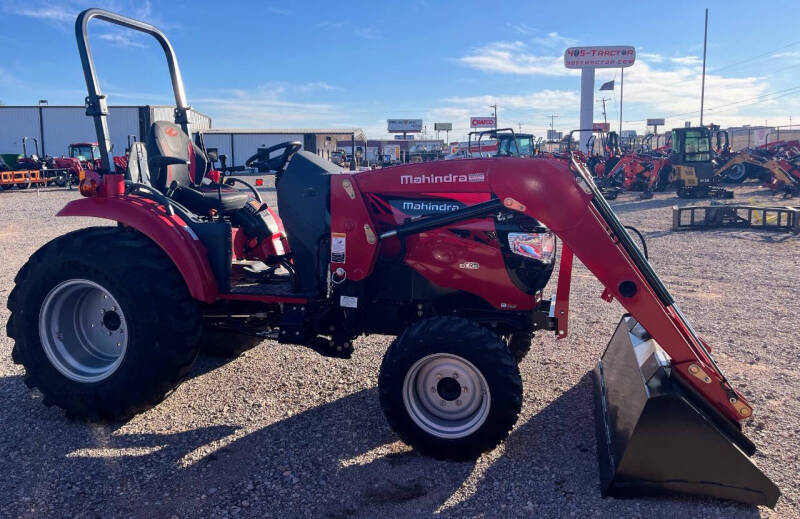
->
619;68;624;135
700;8;708;126
565;46;635;151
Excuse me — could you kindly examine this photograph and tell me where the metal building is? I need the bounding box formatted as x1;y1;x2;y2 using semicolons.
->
0;105;211;159
202;128;365;167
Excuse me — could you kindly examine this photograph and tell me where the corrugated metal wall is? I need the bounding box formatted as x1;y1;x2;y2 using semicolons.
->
0;108;42;156
202;133;304;167
149;106;211;133
1;105;213;160
41;107;140;157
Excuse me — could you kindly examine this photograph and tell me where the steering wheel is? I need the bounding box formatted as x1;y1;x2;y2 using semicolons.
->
245;141;302;175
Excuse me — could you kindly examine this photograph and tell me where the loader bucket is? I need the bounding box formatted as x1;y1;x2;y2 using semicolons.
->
593;316;779;508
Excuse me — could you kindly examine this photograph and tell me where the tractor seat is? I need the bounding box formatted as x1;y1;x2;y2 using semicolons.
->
170;183;251;216
127;124;253;217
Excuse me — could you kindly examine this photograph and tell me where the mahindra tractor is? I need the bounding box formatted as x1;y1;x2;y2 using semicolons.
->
6;9;779;508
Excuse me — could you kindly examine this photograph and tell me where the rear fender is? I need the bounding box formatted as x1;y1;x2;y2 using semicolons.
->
57;196;218;303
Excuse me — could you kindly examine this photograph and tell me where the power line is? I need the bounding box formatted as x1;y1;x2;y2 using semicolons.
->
709;39;800;74
624;83;800;123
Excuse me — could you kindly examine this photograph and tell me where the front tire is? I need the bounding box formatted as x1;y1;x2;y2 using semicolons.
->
7;227;202;420
378;317;522;460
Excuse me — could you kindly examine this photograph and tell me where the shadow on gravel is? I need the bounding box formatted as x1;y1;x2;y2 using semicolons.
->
0;374;239;517
162;387;477;518
609;196;681;214
0;372;764;518
442;373;760;518
0;380;473;518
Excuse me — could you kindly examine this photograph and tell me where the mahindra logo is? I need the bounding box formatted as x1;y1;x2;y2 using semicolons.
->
165;127;179;137
400;172;485;185
401;201;461;212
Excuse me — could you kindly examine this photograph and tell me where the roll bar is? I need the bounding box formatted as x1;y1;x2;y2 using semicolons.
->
467;128;520;157
75;8;190;172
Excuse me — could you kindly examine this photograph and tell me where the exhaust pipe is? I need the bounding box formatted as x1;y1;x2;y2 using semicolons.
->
593;316;779;508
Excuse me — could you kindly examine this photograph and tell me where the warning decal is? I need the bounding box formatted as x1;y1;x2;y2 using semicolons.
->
331;233;346;263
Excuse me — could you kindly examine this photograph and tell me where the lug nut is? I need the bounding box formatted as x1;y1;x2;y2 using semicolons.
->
456;400;462;406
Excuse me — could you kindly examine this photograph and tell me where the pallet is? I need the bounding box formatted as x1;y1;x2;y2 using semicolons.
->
672;204;800;233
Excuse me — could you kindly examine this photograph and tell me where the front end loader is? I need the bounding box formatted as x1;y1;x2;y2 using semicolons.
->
5;8;779;509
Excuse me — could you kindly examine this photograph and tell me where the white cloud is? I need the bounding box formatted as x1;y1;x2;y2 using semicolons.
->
193;85;343;128
507;23;534;35
639;52;665;63
98;32;147;49
355;27;380;40
458;41;576;77
12;5;73;21
317;20;346;29
268;7;290;15
532;32;576;49
669;55;702;66
452;38;781;135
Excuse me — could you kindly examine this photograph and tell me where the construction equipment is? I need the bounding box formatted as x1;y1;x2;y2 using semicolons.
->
672;203;800;232
7;9;779;508
670;126;733;199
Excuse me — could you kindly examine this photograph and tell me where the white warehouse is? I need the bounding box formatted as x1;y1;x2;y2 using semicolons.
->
0;105;211;159
202;128;366;167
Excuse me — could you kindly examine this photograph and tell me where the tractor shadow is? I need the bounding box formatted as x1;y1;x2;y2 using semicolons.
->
609;195;681;214
441;373;760;518
0;372;762;518
0;377;473;518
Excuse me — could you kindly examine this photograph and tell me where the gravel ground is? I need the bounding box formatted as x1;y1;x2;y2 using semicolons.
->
0;179;797;518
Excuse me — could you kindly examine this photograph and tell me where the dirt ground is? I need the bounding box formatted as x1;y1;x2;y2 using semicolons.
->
0;179;797;518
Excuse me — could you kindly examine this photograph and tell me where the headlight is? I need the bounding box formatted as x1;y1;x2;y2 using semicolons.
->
507;231;556;263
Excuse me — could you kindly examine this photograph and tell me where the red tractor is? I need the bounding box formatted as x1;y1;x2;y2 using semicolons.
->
7;9;778;508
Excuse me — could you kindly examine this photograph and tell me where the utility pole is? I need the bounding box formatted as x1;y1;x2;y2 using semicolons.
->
547;114;559;133
600;98;608;124
489;104;498;129
700;8;709;126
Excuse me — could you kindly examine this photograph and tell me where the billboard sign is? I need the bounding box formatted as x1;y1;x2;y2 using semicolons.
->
434;122;452;131
470;116;496;128
547;129;562;140
647;118;666;126
593;122;610;132
387;119;423;133
394;134;415;140
564;46;636;69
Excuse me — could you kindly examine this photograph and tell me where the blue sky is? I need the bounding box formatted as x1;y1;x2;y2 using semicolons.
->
1;0;798;140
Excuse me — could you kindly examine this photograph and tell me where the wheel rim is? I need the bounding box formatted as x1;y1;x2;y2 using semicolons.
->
39;279;128;383
727;164;746;181
402;353;491;439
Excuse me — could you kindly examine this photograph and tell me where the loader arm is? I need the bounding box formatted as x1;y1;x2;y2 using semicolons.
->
715;153;763;175
487;156;751;427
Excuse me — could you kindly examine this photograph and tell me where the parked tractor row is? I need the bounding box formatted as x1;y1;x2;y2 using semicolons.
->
0;136;135;191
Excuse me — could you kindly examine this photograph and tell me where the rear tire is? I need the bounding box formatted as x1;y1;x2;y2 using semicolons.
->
198;327;262;357
8;227;202;421
378;316;522;460
507;330;533;363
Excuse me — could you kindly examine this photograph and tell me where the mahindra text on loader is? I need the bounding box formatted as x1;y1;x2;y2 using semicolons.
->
6;8;779;509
